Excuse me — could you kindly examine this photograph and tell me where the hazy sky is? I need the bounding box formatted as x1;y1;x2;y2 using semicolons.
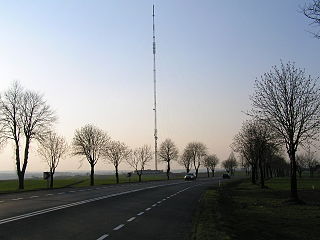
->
0;0;319;173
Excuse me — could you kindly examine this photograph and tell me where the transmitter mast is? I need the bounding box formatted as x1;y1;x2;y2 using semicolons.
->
152;5;158;170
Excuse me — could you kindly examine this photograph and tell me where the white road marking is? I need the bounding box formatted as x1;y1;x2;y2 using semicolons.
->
167;196;170;199
113;224;125;231
137;212;144;216
12;198;23;201
0;181;194;225
46;194;53;196
127;217;136;222
96;234;109;240
162;198;166;201
145;208;151;211
157;201;161;204
69;191;75;193
58;192;65;195
29;196;39;199
0;201;4;203
152;204;157;207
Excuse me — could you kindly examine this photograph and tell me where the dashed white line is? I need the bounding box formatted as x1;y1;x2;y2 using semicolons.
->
113;224;125;231
137;212;144;216
127;217;136;222
152;204;157;207
0;181;192;225
162;198;166;201
157;201;161;204
12;198;23;201
0;201;4;203
69;191;75;193
145;207;151;211
46;194;53;196
29;196;39;199
58;192;65;195
96;234;109;240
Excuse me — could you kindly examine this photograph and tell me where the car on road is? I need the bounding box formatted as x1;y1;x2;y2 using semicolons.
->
222;173;231;179
184;173;196;181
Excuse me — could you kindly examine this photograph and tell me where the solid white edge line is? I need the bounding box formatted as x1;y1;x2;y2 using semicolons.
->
0;181;190;225
12;198;23;201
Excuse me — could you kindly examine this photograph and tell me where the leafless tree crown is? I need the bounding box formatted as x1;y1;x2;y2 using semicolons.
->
104;140;130;168
158;139;179;163
303;0;320;38
251;62;320;153
72;124;109;166
38;131;68;174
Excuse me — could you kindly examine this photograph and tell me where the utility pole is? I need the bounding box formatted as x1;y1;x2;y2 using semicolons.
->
152;4;158;170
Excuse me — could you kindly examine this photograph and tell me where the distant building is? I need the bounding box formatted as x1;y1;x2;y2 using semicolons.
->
134;169;163;175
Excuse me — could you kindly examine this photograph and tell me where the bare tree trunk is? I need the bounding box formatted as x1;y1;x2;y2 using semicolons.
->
259;159;265;188
50;171;54;189
211;169;215;177
206;168;210;178
115;165;119;184
186;167;190;173
20;138;30;190
18;172;24;190
166;162;170;180
289;150;298;201
195;168;199;178
90;165;95;186
138;173;142;182
251;165;256;184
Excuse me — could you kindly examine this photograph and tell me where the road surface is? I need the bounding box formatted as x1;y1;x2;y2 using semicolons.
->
0;177;224;240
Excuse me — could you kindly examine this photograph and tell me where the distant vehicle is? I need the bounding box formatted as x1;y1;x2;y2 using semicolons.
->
184;173;196;181
222;173;231;179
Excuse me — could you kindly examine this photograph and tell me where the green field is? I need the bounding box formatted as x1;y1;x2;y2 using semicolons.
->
0;172;190;193
192;176;320;240
0;170;245;194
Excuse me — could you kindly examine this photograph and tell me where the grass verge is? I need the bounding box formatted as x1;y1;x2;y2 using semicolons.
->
191;177;320;240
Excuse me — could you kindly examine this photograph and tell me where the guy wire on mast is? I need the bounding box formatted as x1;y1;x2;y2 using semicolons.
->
152;4;158;171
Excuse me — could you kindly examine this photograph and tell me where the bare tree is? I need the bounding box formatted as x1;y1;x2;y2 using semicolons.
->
38;131;68;188
302;147;319;177
159;139;179;180
127;145;153;182
185;142;207;178
105;140;130;184
178;147;193;173
0;82;56;189
72;124;109;186
302;0;320;38
251;61;320;200
204;154;219;177
222;152;238;176
233;119;280;187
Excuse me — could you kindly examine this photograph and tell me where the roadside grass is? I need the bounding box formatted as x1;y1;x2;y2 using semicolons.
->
0;172;188;193
0;171;244;193
192;177;320;240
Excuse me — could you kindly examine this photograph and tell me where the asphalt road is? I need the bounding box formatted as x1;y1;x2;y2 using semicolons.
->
0;177;224;240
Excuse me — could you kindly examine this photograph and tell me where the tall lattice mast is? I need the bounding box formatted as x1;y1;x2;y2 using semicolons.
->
152;4;158;170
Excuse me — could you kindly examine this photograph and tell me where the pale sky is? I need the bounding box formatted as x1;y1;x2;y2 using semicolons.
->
0;0;319;173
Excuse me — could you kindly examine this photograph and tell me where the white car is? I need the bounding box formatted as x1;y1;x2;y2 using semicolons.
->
184;173;196;180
